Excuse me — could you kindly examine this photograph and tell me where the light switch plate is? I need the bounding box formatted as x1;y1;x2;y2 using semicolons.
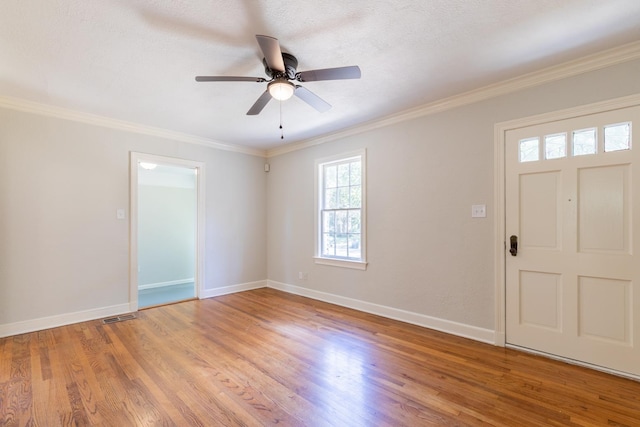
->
117;209;125;220
471;204;486;218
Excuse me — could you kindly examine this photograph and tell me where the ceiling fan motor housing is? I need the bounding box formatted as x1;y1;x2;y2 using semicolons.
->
263;52;298;80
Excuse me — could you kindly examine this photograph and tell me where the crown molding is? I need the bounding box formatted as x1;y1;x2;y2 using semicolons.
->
267;40;640;158
0;96;267;158
2;40;638;160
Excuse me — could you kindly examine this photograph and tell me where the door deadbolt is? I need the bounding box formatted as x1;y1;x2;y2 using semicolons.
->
509;235;518;256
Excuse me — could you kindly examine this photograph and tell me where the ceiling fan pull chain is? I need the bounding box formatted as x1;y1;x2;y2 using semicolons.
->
280;101;284;140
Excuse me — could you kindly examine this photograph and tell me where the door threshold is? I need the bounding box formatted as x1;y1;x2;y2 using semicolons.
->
139;297;198;310
506;344;640;382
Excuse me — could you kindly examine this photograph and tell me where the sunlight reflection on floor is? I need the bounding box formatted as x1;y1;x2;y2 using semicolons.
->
321;337;371;421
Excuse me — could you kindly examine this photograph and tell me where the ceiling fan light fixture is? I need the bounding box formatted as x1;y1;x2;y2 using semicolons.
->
268;79;295;101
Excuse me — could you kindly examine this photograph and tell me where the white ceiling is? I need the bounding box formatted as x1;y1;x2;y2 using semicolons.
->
1;1;639;151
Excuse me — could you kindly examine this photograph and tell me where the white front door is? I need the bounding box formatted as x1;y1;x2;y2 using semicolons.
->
505;104;640;377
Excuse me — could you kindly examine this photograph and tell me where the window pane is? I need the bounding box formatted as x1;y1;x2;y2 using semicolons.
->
338;187;350;208
347;234;361;259
573;128;596;156
604;123;630;152
324;189;337;209
335;210;348;233
348;210;361;233
335;234;348;257
519;138;539;162
545;133;566;159
322;234;335;256
337;163;350;186
350;161;361;185
350;185;361;208
322;211;335;234
324;165;337;189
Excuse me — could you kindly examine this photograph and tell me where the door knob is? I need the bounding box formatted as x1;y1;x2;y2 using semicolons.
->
509;235;518;256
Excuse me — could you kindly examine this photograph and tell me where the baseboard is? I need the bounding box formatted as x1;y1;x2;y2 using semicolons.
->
139;278;194;290
199;280;268;299
0;303;131;338
267;280;496;344
0;279;496;345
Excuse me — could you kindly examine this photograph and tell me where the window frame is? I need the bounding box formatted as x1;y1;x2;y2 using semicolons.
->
314;149;367;270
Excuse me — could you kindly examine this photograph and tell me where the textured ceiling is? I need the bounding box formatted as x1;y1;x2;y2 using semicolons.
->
1;1;639;151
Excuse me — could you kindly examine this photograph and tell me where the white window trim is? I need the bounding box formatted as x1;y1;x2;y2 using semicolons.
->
313;256;368;270
314;149;368;270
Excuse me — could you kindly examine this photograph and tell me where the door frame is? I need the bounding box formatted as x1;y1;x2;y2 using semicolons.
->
493;93;640;347
129;152;206;311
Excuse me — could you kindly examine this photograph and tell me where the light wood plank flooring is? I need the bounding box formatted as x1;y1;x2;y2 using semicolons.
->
1;288;639;426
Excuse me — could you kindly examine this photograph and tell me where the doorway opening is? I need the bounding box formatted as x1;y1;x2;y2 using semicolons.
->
130;153;205;311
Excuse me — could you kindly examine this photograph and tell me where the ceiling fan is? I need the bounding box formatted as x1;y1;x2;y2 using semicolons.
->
195;35;361;115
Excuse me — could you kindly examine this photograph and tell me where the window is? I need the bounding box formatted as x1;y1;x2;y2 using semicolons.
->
315;150;367;270
519;137;539;162
573;128;597;156
604;122;631;152
518;120;632;163
544;133;567;159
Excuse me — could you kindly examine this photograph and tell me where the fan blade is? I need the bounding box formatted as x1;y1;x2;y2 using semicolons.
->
247;90;273;115
294;85;331;113
297;65;361;82
196;76;266;82
256;35;285;72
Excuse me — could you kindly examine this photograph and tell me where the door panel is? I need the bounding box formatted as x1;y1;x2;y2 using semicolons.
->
505;104;640;377
578;276;631;344
578;165;630;253
519;270;562;330
520;172;561;249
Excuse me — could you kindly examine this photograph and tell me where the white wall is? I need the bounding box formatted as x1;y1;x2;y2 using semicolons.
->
2;57;639;341
0;109;267;330
266;59;640;335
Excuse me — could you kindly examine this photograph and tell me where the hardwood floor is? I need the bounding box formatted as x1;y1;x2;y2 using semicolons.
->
1;288;639;426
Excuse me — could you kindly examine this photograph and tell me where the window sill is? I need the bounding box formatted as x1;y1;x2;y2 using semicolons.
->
314;257;368;270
